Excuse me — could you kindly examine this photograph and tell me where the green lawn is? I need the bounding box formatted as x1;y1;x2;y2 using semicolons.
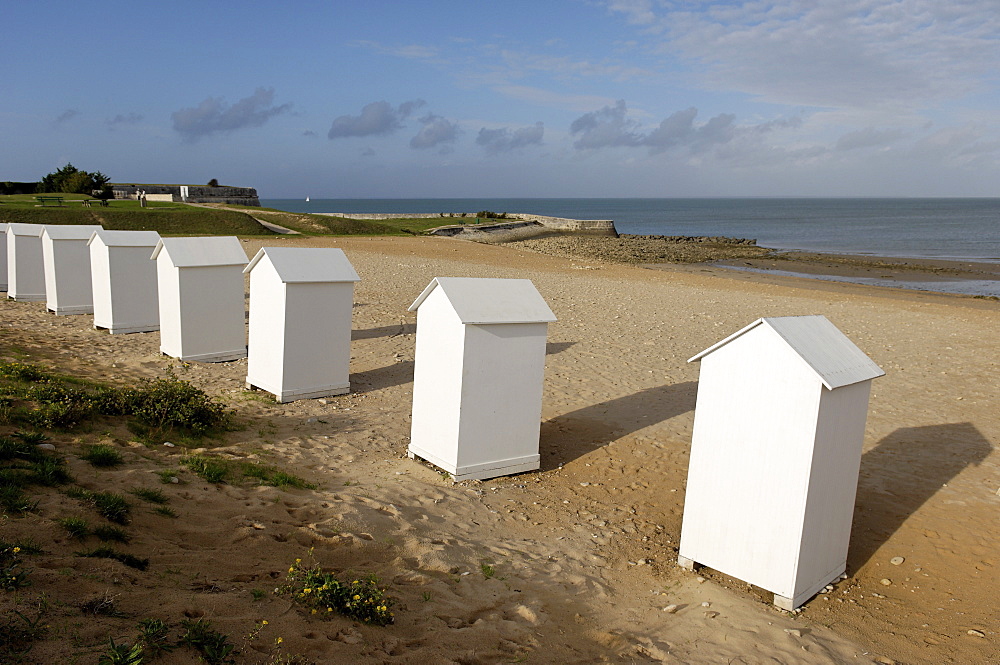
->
0;196;274;236
0;195;462;237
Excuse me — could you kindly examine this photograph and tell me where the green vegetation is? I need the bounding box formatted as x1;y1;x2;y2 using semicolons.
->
183;455;316;489
0;194;273;235
130;487;168;504
0;430;71;515
0;608;47;659
1;542;31;590
282;554;394;625
81;444;125;468
0;360;235;441
38;163;112;199
97;637;144;665
67;488;132;524
77;545;149;571
93;524;131;543
179;618;236;664
136;618;173;657
56;516;90;539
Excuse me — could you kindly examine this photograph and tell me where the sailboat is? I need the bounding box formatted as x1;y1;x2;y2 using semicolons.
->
305;196;310;202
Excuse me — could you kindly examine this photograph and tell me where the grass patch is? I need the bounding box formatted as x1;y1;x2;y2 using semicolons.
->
152;505;177;518
0;195;275;236
130;487;168;504
93;524;131;544
179;618;236;664
281;555;394;626
183;455;315;489
0;608;47;659
68;488;131;524
156;469;180;484
182;456;230;484
77;546;149;571
0;433;69;515
57;516;90;539
80;444;125;468
0;361;236;441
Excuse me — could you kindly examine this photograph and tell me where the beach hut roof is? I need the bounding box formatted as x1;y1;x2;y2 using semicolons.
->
151;236;248;267
409;277;557;324
689;315;884;390
88;230;161;247
40;225;103;240
7;223;45;236
243;247;360;282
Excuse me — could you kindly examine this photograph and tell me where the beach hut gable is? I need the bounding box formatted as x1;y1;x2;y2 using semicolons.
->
38;225;102;241
151;237;250;267
408;277;556;482
244;246;360;283
689;315;884;389
408;277;557;324
244;247;359;402
87;230;161;248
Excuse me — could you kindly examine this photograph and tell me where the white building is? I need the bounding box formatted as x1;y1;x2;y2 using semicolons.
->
0;223;7;292
88;230;161;334
40;225;104;314
407;277;557;481
152;236;248;362
678;315;885;610
6;223;47;302
244;247;360;401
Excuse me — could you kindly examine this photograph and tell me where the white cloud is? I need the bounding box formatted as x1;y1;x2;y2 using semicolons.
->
327;100;425;139
171;88;291;141
636;1;1000;112
476;122;545;154
410;114;459;150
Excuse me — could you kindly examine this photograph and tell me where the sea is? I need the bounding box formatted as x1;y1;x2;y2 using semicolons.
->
261;198;1000;296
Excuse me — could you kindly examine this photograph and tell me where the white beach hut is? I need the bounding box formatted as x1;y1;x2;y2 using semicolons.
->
88;230;161;334
6;223;47;302
152;236;249;362
244;247;360;401
0;223;7;292
678;315;885;610
40;224;104;315
407;277;557;481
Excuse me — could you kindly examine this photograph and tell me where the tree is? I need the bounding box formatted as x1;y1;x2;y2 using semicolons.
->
38;163;112;198
207;178;219;187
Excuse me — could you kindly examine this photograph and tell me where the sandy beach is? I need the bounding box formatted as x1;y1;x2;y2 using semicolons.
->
2;235;997;664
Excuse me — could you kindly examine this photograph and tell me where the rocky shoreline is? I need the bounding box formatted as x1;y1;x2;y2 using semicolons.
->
503;233;771;264
497;233;1000;297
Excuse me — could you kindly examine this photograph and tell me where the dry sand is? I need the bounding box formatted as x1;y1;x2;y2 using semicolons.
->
1;235;997;664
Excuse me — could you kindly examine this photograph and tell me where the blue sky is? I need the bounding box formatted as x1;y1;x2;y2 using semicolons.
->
3;1;999;198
